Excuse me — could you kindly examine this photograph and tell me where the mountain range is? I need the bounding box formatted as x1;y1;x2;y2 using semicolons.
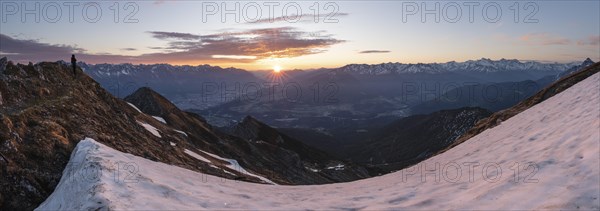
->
1;56;598;210
35;61;600;210
338;58;580;75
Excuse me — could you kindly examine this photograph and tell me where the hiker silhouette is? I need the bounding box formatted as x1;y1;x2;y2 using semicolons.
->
71;54;77;77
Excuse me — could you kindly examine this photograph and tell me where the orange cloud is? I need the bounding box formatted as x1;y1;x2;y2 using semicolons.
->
577;35;600;46
518;33;571;45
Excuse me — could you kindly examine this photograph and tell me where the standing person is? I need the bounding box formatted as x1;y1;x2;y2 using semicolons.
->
71;54;77;77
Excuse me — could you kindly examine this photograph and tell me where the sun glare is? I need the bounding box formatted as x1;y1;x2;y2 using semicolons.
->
273;65;282;73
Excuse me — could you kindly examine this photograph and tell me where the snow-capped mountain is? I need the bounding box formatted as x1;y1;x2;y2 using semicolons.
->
556;58;595;80
37;71;600;210
338;58;581;75
202;59;590;131
79;62;261;101
79;62;250;77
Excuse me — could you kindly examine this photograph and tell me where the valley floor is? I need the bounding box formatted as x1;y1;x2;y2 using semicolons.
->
37;73;600;210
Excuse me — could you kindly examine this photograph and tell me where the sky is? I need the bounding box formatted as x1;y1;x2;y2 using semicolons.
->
0;0;599;70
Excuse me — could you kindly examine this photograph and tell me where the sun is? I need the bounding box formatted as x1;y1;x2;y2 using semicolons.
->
273;65;282;73
267;65;288;82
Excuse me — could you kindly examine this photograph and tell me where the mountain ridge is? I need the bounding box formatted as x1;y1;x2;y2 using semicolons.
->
338;58;584;75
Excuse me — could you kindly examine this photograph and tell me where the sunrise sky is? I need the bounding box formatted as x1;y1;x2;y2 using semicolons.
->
1;0;599;70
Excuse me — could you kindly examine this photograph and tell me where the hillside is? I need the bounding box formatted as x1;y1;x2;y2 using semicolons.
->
38;71;600;210
124;87;370;184
442;61;600;154
0;59;368;210
230;116;369;180
0;59;286;210
411;80;545;114
346;107;492;172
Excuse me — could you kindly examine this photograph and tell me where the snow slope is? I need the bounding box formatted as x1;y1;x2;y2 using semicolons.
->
37;73;600;210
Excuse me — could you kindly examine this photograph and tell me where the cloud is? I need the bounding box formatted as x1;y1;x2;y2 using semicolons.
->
212;55;257;60
247;13;349;24
147;31;202;41
359;50;391;54
518;33;571;45
142;27;344;61
0;33;145;64
120;48;137;51
0;27;343;65
577;35;600;46
0;34;86;61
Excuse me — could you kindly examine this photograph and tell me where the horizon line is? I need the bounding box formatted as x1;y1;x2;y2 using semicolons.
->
0;56;594;72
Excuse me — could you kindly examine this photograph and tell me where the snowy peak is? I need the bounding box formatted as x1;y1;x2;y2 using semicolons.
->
583;58;595;66
83;61;261;99
81;62;251;77
339;58;583;75
556;58;597;80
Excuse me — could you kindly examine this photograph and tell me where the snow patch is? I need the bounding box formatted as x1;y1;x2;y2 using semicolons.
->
174;130;188;137
183;149;211;163
325;164;345;171
126;102;142;113
199;150;277;185
136;121;161;138
305;167;321;173
152;116;167;124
